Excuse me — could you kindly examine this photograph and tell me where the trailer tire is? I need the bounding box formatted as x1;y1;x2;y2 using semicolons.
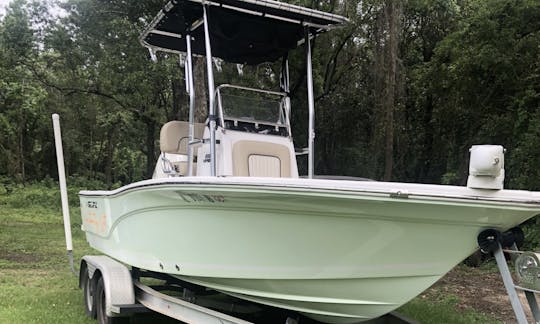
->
82;267;97;319
96;276;129;324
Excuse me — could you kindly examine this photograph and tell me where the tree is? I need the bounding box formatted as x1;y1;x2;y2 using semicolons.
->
36;0;183;184
425;0;540;187
0;0;538;192
398;0;461;183
0;0;47;183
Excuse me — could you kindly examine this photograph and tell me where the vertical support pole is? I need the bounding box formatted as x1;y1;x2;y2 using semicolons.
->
281;56;292;129
203;4;216;176
185;33;196;176
305;29;315;179
52;113;75;275
493;243;528;324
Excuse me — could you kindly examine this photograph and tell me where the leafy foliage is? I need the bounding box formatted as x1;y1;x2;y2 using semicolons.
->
0;0;538;190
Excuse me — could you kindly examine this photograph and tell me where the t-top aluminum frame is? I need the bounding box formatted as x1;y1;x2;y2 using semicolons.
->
202;3;217;176
305;29;315;179
191;5;317;178
185;32;196;176
183;3;218;177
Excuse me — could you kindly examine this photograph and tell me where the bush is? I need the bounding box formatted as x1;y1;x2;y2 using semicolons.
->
0;177;108;210
521;216;540;251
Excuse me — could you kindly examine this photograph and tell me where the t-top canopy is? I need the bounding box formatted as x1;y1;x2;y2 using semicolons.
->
139;0;348;65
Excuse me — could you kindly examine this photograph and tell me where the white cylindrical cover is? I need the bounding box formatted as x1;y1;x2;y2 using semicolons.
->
469;145;504;177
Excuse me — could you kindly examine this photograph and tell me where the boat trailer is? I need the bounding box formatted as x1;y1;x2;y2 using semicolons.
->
78;231;540;324
478;228;540;324
79;255;418;324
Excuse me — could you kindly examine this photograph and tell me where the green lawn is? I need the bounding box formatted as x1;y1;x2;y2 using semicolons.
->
399;295;500;324
0;185;501;323
0;206;95;324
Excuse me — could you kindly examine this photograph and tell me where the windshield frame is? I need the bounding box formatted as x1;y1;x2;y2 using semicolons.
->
215;84;291;133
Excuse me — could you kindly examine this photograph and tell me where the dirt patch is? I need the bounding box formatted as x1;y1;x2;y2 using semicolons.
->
422;265;534;323
0;249;41;263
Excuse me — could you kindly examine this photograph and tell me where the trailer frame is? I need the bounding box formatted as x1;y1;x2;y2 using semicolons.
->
79;255;418;324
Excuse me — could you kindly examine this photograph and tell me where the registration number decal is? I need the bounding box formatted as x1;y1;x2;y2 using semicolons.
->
176;192;225;203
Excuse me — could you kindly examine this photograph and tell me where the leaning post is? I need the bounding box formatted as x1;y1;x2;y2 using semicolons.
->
52;113;75;275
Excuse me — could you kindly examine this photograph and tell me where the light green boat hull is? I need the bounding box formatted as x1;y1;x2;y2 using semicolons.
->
80;177;540;323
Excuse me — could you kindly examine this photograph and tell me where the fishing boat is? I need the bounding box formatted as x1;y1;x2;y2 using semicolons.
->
78;0;540;323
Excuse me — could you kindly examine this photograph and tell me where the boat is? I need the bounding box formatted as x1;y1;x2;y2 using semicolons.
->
79;0;540;323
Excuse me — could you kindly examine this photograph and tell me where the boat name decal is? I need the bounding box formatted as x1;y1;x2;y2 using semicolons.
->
389;190;409;199
175;191;225;203
87;201;98;208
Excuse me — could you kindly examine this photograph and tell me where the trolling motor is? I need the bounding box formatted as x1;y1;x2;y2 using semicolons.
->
477;227;524;254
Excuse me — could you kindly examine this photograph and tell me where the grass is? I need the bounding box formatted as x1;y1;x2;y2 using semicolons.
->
398;295;500;324
0;185;502;323
0;207;95;324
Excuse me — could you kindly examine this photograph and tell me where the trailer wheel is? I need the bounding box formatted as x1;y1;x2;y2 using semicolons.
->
82;267;96;318
96;276;129;324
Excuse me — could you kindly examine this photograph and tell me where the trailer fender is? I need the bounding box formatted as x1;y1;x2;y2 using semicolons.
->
81;255;135;316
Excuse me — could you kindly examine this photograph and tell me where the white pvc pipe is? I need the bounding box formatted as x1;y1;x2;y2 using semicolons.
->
52;114;75;273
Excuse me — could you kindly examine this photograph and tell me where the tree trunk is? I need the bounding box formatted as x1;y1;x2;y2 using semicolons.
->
105;128;115;189
18;124;25;183
17;109;26;184
171;77;185;120
371;0;402;181
145;118;156;179
383;0;400;181
418;94;434;181
193;57;208;123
